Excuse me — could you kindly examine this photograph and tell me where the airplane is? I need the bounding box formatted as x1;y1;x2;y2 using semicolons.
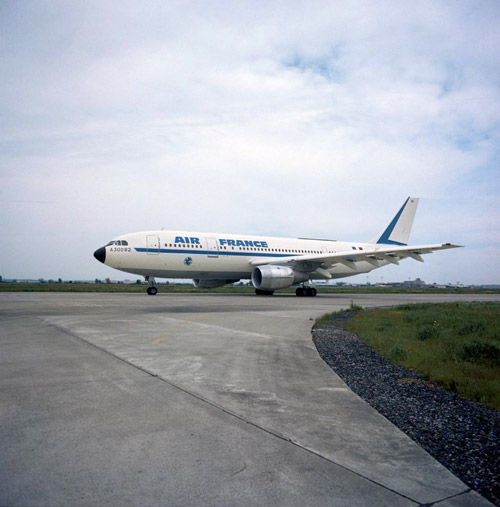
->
93;197;462;297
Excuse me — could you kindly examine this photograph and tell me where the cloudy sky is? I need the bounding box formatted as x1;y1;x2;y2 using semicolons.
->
1;1;499;284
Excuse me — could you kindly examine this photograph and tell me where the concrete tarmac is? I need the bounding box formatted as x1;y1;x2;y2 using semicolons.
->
1;292;498;506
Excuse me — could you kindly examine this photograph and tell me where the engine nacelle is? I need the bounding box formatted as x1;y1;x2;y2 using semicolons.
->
251;265;308;290
192;279;240;289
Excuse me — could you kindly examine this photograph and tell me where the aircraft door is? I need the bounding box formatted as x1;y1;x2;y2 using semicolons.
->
146;235;160;255
207;238;219;258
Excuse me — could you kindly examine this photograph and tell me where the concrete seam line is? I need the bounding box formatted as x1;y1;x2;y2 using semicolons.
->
423;488;475;506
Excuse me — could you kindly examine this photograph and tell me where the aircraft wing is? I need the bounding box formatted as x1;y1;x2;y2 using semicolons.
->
250;243;463;278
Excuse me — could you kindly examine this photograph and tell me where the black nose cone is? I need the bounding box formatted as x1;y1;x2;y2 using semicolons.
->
94;247;106;264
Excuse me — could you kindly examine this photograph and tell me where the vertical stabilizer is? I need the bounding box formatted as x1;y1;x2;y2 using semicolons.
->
370;197;419;245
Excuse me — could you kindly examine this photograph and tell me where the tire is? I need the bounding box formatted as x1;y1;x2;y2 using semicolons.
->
310;288;317;297
295;287;304;297
147;286;158;295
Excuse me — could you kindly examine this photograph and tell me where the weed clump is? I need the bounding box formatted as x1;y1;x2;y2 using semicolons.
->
389;344;407;361
460;341;500;366
456;322;486;336
416;325;440;341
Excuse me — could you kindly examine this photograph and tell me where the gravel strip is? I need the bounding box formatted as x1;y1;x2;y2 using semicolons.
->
312;311;500;506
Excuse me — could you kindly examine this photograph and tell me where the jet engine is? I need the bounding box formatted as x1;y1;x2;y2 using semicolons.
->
192;279;240;289
251;265;308;290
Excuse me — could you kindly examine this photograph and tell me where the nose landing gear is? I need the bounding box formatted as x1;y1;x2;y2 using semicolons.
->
145;276;158;295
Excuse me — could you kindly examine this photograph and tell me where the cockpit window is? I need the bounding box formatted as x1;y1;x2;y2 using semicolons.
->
106;240;128;246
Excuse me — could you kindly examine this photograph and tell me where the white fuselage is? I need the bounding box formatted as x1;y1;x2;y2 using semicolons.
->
103;230;386;281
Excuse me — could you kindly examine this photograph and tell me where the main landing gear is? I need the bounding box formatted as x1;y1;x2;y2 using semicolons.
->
254;286;317;297
296;286;317;297
145;276;158;296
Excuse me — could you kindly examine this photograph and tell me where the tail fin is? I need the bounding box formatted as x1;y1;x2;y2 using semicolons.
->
369;197;419;245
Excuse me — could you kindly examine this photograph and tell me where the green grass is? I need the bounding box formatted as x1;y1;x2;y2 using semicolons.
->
346;303;500;411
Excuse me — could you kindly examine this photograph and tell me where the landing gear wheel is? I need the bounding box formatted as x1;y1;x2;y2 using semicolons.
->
255;289;275;296
147;286;158;295
296;287;317;297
